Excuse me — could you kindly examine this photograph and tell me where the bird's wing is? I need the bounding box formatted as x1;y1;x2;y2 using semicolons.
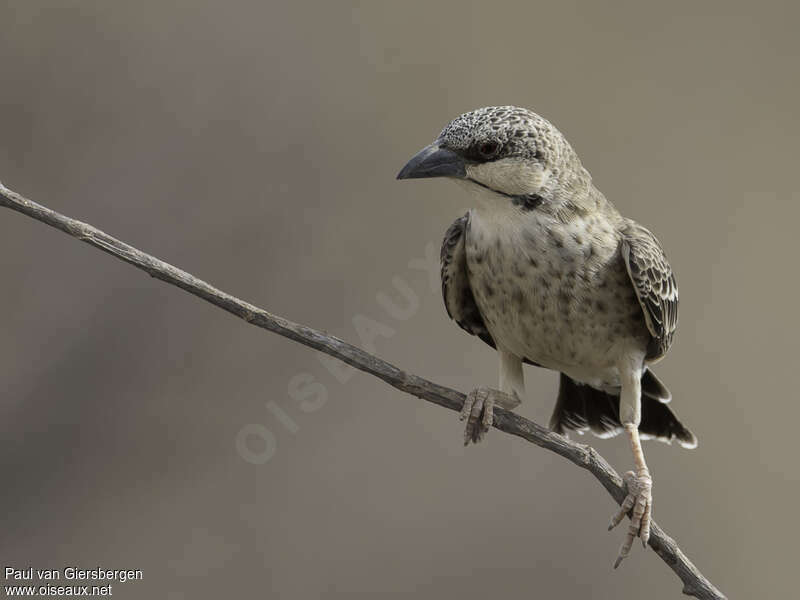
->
620;220;679;361
440;213;497;350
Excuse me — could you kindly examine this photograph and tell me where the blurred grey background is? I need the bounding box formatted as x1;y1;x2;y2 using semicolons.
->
1;1;797;598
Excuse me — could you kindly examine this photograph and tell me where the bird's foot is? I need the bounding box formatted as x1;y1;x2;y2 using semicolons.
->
608;469;653;568
459;387;519;445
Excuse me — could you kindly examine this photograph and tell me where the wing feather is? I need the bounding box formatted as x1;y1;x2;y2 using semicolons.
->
620;221;679;361
440;213;496;350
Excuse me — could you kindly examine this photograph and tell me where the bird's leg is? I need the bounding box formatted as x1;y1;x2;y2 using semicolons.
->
461;349;524;445
609;361;652;568
609;425;652;567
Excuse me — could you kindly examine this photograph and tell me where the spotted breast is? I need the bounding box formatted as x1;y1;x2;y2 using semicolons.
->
464;203;650;390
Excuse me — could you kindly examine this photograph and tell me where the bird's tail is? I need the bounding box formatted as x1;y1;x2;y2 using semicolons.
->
549;372;697;448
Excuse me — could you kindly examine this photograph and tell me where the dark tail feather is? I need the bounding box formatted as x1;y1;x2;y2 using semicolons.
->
641;369;671;403
549;373;697;448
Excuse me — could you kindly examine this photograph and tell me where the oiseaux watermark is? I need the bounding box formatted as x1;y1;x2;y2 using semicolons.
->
235;242;440;465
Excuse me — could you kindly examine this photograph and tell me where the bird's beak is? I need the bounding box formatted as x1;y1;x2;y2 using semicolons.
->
396;143;466;180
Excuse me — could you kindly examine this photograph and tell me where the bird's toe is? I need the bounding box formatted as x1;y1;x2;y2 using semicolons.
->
609;469;653;568
462;387;493;446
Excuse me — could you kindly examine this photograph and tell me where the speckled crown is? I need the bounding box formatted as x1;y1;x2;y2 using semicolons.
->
439;106;580;176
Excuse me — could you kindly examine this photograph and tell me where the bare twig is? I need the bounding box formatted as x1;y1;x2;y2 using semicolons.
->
0;181;725;599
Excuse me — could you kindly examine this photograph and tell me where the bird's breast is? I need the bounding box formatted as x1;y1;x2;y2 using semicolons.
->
465;209;647;374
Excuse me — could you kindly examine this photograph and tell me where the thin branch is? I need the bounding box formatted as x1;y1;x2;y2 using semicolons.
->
0;181;725;599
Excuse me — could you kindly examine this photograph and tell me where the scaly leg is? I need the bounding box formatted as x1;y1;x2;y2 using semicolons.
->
608;358;652;568
461;349;523;445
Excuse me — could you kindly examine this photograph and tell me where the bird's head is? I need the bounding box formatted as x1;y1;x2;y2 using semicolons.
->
397;106;591;209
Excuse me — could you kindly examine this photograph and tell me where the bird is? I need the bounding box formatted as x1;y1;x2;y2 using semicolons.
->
396;106;697;568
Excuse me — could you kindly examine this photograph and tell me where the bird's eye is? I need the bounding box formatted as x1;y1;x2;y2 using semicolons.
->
478;142;499;158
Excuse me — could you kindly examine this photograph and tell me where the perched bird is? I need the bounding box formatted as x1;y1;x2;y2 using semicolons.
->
397;106;696;567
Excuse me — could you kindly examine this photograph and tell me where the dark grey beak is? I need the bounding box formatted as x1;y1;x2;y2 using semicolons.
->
396;143;466;180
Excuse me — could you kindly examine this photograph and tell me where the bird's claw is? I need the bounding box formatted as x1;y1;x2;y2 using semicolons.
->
459;387;497;445
609;469;652;568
